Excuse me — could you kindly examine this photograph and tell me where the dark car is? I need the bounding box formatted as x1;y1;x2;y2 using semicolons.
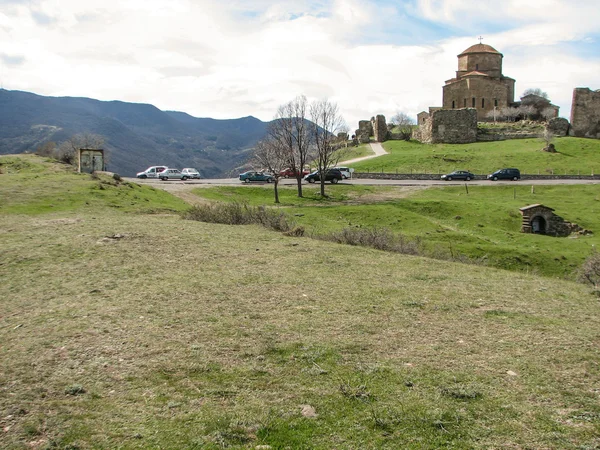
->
239;171;274;183
304;169;343;184
441;170;475;181
487;168;521;181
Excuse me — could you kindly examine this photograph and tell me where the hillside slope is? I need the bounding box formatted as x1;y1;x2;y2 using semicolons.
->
1;155;599;449
0;89;269;177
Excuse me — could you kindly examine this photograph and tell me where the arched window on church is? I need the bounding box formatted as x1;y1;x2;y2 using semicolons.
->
476;64;479;71
482;98;485;108
494;99;498;107
463;98;467;107
452;100;455;109
472;97;476;108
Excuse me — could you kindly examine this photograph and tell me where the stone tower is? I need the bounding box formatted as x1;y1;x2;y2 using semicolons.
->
442;43;515;121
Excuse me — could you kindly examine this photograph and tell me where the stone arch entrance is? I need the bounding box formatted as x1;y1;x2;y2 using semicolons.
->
531;215;547;234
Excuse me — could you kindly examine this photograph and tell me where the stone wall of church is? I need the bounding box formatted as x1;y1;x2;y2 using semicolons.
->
457;53;502;78
570;88;600;139
443;77;514;121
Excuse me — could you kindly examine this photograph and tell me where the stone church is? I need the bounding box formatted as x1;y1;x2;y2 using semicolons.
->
419;42;517;122
443;43;515;120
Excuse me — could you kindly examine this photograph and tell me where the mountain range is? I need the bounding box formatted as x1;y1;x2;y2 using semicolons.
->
0;89;270;177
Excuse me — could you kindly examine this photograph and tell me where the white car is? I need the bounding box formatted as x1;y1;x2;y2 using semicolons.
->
334;167;354;179
181;168;200;179
136;166;167;179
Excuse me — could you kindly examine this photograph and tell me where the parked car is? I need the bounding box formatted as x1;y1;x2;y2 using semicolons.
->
487;168;521;181
304;169;344;184
181;168;200;179
279;168;310;178
159;168;189;180
136;166;167;179
334;167;353;179
239;171;274;183
441;170;475;181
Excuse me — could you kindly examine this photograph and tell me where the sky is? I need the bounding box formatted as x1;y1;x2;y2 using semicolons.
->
1;0;599;129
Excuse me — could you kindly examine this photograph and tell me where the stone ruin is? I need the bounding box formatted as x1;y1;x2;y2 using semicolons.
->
371;115;388;142
520;204;591;237
570;87;600;139
546;117;570;136
354;120;373;144
414;108;477;144
354;115;389;143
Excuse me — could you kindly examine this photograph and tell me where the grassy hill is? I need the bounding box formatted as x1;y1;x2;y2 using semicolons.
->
192;183;600;278
350;137;600;175
2;155;600;449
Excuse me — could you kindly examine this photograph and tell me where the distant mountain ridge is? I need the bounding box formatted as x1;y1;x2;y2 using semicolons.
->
0;89;269;177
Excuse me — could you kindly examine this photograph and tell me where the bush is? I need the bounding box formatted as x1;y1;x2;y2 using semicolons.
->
322;227;421;255
183;202;293;232
578;250;600;290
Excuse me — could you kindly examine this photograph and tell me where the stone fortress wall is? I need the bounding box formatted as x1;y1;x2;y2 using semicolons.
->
413;109;477;144
570;88;600;139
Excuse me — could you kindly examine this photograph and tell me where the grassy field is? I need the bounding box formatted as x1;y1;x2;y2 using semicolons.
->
336;143;373;162
2;155;600;449
350;137;600;175
191;183;600;278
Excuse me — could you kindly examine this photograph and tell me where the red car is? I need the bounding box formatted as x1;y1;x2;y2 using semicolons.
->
279;168;310;178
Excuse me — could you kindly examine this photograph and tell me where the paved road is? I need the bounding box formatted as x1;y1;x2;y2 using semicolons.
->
129;177;600;189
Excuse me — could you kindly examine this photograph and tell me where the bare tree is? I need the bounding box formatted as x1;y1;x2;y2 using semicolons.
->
518;104;536;120
522;88;548;99
58;133;105;166
390;112;415;141
35;141;56;157
309;99;346;197
252;137;288;204
268;96;313;198
541;107;556;121
485;108;499;123
500;106;519;122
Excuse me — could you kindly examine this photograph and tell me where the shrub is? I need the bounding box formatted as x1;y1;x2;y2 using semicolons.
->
322;227;421;255
183;202;293;233
578;250;600;290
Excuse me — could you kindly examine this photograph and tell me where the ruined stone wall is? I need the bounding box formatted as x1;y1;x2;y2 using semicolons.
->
371;115;388;142
416;108;477;144
570;88;600;139
354;120;373;143
417;111;430;125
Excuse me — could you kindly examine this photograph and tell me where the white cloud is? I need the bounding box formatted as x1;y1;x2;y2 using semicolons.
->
0;0;597;127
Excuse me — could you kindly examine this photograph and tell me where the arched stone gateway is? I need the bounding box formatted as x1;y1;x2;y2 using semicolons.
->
519;204;591;237
531;215;547;234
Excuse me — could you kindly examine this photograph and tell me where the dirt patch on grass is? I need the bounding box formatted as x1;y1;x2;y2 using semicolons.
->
354;186;429;203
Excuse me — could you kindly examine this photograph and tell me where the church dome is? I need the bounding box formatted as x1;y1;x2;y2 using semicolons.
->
458;43;502;57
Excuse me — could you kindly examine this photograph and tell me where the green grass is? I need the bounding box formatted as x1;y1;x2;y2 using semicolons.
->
192;184;600;278
2;155;600;448
336;143;373;161
0;154;189;215
192;184;390;207
351;137;600;175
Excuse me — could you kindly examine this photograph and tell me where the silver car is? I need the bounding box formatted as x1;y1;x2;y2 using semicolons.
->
159;168;189;181
181;168;200;179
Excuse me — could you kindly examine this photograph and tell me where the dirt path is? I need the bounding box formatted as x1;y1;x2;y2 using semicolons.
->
339;142;388;165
